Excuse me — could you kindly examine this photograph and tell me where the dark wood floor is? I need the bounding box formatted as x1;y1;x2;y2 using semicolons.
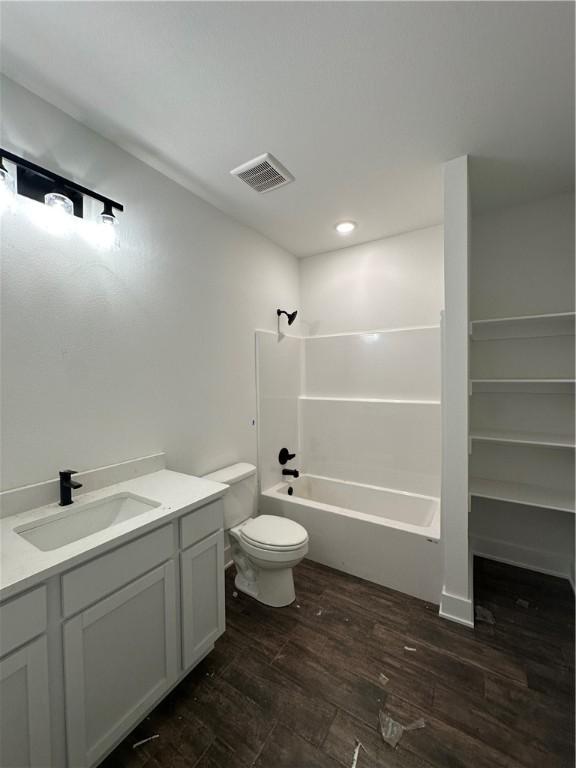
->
102;558;575;768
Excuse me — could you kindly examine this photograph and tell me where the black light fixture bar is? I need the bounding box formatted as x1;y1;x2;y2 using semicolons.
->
0;148;124;214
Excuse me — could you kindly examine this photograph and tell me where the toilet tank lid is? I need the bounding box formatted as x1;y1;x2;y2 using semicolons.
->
203;462;256;485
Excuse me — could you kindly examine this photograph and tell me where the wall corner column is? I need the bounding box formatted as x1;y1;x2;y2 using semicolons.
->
440;155;474;627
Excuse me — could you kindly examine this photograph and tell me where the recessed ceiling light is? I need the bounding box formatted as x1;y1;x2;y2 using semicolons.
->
335;220;356;235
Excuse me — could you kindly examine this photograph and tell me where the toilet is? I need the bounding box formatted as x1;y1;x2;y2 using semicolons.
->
203;462;308;607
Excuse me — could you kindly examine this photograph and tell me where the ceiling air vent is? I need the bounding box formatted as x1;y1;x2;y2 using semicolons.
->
230;153;294;194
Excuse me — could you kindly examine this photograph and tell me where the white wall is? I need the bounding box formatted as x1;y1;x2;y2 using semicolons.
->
471;192;574;319
299;225;443;335
471;499;575;582
0;78;300;491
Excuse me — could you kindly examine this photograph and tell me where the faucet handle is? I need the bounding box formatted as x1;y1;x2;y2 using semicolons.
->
60;469;78;478
278;448;296;465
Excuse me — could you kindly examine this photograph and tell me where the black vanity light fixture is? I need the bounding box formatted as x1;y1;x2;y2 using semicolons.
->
0;148;124;243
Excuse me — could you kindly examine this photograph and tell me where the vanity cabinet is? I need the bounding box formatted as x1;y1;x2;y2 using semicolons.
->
2;491;226;768
0;636;52;768
181;530;225;669
63;561;178;768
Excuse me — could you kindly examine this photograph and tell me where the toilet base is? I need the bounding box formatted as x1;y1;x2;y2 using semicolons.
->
235;567;296;608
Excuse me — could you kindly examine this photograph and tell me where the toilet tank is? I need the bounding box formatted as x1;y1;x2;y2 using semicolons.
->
202;462;257;529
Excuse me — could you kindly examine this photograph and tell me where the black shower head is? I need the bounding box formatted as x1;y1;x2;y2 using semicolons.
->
277;309;298;326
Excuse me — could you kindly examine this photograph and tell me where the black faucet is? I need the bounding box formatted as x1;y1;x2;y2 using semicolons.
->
282;468;299;479
59;470;82;506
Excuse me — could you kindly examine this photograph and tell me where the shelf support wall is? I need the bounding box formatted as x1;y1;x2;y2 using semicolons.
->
440;155;474;626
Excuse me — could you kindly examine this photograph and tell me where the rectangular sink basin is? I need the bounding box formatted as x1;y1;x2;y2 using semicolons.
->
15;493;162;551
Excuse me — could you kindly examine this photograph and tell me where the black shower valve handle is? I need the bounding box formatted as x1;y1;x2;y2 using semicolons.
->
278;447;296;465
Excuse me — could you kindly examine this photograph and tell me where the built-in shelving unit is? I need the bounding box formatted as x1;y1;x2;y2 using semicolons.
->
470;477;575;514
470;311;575;341
466;194;576;596
470;429;575;449
469;307;575;515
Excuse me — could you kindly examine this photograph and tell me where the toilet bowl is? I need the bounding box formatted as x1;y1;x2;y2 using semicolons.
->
203;463;308;607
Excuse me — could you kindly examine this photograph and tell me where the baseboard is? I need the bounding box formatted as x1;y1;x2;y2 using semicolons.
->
439;588;474;627
471;534;573;582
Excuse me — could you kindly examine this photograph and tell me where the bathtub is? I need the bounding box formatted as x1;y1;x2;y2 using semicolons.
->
260;474;442;603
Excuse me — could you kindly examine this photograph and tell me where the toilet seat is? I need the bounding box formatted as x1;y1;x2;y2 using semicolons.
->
240;515;308;551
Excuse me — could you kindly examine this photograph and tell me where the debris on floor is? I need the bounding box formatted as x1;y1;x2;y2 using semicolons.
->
316;608;323;616
379;672;390;685
232;591;238;598
132;735;159;749
403;646;417;652
516;598;530;609
475;605;496;625
379;711;425;748
405;718;426;732
350;739;366;768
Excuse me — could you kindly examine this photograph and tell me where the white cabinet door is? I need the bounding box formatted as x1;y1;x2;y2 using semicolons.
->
181;531;225;670
64;562;177;768
0;636;51;768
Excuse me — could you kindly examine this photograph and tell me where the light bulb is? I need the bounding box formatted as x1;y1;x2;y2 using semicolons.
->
44;191;74;216
95;208;119;248
40;191;74;235
335;220;356;235
0;163;16;212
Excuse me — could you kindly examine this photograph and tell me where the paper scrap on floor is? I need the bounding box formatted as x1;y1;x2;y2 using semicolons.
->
475;605;496;625
132;734;159;749
379;710;425;748
350;739;366;768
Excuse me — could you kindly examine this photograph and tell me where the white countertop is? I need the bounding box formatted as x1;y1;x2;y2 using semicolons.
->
0;469;228;602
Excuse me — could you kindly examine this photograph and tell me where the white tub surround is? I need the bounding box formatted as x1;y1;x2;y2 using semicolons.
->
300;398;441;497
261;476;441;603
0;466;228;768
256;310;443;603
304;326;441;401
255;331;302;493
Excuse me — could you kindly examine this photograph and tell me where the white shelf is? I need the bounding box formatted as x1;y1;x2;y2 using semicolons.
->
470;429;575;449
470;311;575;341
471;379;575;394
470;477;575;514
298;396;440;405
